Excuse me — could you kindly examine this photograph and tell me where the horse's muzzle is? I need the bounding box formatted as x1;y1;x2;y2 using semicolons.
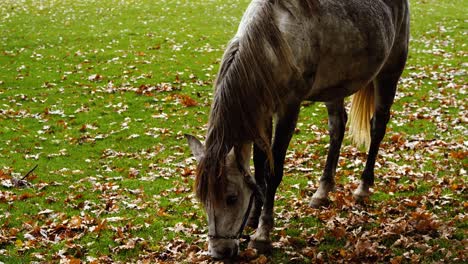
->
209;238;239;259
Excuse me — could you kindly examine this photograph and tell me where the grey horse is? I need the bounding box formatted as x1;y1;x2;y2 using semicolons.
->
187;0;409;259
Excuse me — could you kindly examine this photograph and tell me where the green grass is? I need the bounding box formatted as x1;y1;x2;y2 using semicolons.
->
0;0;466;263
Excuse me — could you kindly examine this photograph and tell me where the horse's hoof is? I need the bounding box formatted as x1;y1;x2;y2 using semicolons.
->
309;198;330;208
353;193;370;203
248;239;272;254
353;186;371;203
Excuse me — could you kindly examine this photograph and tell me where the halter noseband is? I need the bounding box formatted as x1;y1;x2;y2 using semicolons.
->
207;163;263;241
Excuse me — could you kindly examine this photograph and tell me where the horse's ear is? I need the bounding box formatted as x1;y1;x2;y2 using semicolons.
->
185;134;204;162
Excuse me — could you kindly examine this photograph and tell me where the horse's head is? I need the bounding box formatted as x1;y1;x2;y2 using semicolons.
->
186;134;262;259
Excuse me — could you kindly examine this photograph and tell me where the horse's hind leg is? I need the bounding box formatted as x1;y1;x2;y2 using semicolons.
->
354;72;403;200
310;99;347;208
250;103;300;253
354;16;409;200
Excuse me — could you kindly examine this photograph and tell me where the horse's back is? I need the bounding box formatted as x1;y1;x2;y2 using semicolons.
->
274;0;410;101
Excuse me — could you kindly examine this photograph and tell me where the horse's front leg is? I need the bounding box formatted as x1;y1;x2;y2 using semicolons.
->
310;100;346;208
249;104;300;253
248;121;272;228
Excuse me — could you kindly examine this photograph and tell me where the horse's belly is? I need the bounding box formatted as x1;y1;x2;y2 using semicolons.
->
306;78;369;102
304;52;382;102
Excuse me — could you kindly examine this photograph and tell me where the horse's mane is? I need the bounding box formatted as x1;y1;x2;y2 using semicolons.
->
195;1;300;205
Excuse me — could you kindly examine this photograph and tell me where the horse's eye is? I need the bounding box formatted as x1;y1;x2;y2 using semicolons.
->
226;195;238;206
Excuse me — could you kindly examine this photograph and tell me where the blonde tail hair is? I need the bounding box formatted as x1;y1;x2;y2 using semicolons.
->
348;83;375;150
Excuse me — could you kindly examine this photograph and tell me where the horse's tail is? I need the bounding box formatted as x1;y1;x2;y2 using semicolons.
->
348;83;374;150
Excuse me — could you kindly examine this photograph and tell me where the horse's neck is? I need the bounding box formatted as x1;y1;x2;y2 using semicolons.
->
235;0;263;38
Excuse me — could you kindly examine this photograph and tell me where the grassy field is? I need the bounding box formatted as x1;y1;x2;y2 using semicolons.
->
0;0;466;263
